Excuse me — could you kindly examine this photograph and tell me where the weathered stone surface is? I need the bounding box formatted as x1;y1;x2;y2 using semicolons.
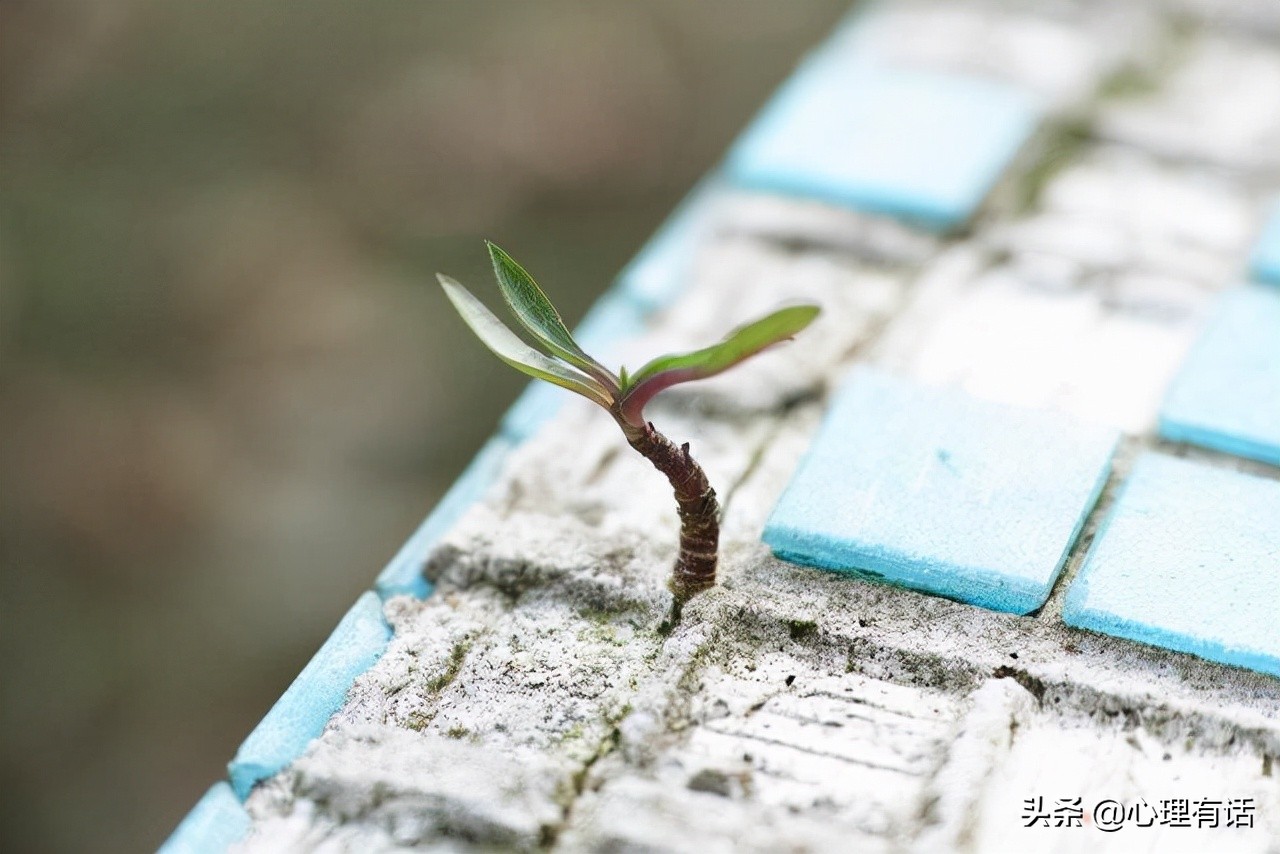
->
834;0;1159;111
240;504;1280;850
1098;33;1280;173
917;678;1280;851
983;148;1258;287
228;592;392;800
717;191;942;264
560;667;954;851
639;237;906;414
1176;0;1280;36
231;1;1280;850
240;727;566;851
875;244;1211;433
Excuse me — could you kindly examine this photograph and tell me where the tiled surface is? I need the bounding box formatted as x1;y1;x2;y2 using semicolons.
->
376;437;514;599
984;149;1256;287
1064;453;1280;677
726;55;1039;232
898;262;1205;432
831;1;1153;111
1250;203;1280;285
196;2;1280;848
228;592;392;799
1160;286;1280;467
1098;34;1280;173
157;782;250;854
763;367;1119;615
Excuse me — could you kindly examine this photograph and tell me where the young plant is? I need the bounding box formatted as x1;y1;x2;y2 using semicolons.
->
440;242;819;604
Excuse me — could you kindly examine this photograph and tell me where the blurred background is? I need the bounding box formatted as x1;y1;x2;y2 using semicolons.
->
0;1;850;851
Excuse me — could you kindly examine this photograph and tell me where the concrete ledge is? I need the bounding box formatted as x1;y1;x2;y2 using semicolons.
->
174;1;1280;848
228;592;392;800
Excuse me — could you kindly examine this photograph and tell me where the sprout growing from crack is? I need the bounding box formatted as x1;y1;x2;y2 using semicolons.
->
440;242;819;604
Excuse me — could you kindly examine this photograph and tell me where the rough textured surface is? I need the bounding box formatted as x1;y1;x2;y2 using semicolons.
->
1160;286;1280;466
240;727;567;851
831;0;1158;112
923;677;1280;853
1064;453;1280;678
890;250;1217;434
980;147;1258;289
763;366;1118;615
235;215;1280;848
1097;32;1280;173
228;0;1280;850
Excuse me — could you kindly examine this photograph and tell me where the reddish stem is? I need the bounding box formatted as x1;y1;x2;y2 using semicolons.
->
614;415;719;603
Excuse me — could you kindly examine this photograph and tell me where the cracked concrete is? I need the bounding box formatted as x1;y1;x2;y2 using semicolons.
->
235;0;1280;850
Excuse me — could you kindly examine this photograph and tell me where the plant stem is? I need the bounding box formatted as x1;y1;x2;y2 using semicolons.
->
616;417;719;603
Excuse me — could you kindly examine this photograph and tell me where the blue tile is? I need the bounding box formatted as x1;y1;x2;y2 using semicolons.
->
500;290;648;442
616;178;721;312
1249;203;1280;286
764;368;1119;615
228;592;391;800
1063;453;1280;678
375;437;514;599
158;782;250;854
725;56;1040;233
1159;286;1280;467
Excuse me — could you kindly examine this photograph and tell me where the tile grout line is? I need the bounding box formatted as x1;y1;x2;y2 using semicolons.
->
159;1;1280;848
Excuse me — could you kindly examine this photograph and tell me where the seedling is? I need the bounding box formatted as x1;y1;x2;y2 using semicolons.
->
440;242;819;604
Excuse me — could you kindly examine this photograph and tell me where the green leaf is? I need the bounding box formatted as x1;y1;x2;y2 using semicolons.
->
439;274;614;409
630;305;820;387
618;304;820;424
486;242;616;387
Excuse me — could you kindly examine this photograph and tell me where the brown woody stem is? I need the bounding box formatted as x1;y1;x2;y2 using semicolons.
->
615;416;719;603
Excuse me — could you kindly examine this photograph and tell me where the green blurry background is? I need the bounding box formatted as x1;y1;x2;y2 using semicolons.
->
0;2;847;850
